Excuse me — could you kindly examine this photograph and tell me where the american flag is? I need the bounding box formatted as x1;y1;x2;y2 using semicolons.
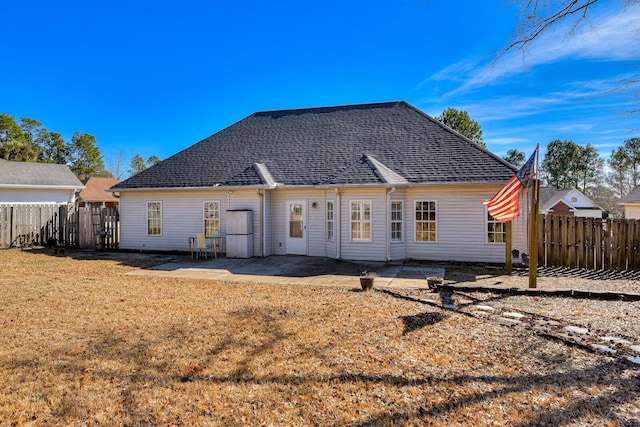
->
484;148;537;223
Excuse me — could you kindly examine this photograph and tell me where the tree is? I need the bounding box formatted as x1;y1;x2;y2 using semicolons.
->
503;1;640;114
606;146;633;198
68;131;106;182
435;107;484;147
147;155;161;166
19;117;43;150
503;149;525;168
504;1;639;54
622;137;640;188
0;113;38;161
38;130;68;164
589;184;621;217
604;137;640;198
541;139;602;191
576;143;603;194
129;154;147;176
128;154;161;177
108;150;127;180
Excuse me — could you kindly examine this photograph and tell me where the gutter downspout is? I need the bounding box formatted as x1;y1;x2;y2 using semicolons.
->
256;189;266;257
386;187;396;261
335;188;341;260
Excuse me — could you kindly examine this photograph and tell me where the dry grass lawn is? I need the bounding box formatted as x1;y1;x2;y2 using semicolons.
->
1;249;639;426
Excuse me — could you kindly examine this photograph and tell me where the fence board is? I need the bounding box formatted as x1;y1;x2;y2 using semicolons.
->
0;203;118;249
538;214;640;272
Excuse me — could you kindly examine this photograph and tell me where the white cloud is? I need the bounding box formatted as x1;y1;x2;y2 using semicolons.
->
425;3;640;98
485;137;530;145
555;123;594;132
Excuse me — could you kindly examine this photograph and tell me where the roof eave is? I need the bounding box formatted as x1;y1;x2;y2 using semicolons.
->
0;184;85;190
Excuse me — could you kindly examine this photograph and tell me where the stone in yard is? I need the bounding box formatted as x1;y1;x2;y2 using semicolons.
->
627;356;640;365
498;317;521;327
600;336;632;345
590;344;616;354
537;319;562;326
476;305;495;311
470;310;492;317
565;326;589;335
442;304;458;310
503;312;525;319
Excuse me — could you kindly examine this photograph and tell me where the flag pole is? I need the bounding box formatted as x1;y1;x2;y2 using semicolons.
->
529;144;540;288
506;221;512;274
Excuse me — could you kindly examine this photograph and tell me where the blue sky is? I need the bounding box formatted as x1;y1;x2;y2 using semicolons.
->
2;0;638;177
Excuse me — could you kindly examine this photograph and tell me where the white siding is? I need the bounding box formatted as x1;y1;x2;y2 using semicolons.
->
325;196;338;259
227;190;262;256
119;189;262;253
263;191;273;256
338;188;388;261
390;189;407;261
269;189;330;256
624;205;640;220
119;184;528;263
0;188;76;204
403;186;528;263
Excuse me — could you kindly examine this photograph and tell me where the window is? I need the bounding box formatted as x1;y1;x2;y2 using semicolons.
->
487;211;506;243
391;201;403;242
351;200;371;241
327;201;335;241
415;201;436;242
204;201;220;237
147;201;162;236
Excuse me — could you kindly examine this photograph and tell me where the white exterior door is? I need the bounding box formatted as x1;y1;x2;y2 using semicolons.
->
286;201;307;255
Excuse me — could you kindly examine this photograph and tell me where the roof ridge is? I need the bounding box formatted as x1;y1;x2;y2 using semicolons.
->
365;155;408;184
252;101;405;118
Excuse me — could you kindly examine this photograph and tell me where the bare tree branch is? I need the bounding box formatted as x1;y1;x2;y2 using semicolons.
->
504;0;602;54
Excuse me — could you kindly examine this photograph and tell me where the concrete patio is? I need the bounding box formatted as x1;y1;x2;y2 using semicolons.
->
125;255;445;289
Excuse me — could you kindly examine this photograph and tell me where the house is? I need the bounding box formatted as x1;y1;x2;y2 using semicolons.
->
619;186;640;219
0;158;84;204
77;177;120;209
111;101;528;262
538;186;604;218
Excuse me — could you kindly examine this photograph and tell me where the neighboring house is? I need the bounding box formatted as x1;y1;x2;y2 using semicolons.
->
0;158;84;204
111;101;528;262
619;186;640;219
538;187;604;219
77;177;120;209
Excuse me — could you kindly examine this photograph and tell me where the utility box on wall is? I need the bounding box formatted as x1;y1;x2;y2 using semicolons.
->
226;210;253;258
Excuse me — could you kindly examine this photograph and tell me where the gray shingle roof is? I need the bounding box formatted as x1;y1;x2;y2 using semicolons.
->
0;159;84;188
113;101;517;190
620;186;640;204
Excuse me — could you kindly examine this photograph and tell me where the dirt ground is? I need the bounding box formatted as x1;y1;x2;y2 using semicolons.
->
1;248;639;426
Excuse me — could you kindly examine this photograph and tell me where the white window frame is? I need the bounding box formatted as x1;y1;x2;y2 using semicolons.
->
147;201;162;236
486;210;506;244
391;201;403;242
350;200;371;242
327;201;335;241
415;200;437;242
204;201;221;237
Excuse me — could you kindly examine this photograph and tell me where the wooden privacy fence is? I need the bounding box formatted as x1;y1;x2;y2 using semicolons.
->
0;204;74;248
0;204;119;250
75;206;119;250
539;214;640;271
